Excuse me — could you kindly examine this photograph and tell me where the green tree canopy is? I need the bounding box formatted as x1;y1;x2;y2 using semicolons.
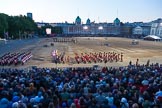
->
0;13;9;38
0;13;38;39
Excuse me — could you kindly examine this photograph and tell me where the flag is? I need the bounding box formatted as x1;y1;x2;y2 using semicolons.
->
52;50;58;57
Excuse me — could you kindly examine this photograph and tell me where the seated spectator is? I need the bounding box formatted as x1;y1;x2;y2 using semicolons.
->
120;97;129;108
70;103;76;108
95;91;106;106
79;96;87;108
34;91;44;103
132;103;139;108
48;101;55;108
142;99;152;108
101;99;110;108
154;86;162;104
0;98;9;108
106;92;114;106
74;99;80;108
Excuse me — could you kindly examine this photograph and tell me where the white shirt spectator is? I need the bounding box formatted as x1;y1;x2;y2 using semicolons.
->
155;90;162;99
142;79;149;86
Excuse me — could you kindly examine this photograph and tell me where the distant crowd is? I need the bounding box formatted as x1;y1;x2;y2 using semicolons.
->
0;63;162;108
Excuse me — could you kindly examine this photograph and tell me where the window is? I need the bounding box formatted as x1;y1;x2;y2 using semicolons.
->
151;29;154;35
160;30;162;35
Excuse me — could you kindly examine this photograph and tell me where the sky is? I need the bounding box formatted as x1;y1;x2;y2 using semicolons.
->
0;0;162;23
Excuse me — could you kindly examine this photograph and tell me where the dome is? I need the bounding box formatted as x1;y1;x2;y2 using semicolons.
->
114;18;120;26
135;26;142;29
114;18;120;23
75;16;81;25
86;18;91;24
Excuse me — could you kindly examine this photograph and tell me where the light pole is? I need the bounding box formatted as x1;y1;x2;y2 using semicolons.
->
98;26;103;34
83;25;88;35
98;26;103;45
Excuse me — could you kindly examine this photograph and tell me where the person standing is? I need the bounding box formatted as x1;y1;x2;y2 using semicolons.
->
129;60;132;66
136;59;139;66
146;59;150;67
120;53;123;62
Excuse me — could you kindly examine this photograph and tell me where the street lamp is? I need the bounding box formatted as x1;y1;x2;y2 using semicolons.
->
83;26;88;35
83;26;88;30
98;26;103;36
98;26;103;30
98;26;103;45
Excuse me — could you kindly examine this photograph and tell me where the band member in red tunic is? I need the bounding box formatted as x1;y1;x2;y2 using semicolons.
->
117;53;120;62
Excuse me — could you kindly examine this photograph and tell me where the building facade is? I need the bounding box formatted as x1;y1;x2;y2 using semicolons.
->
133;26;143;35
61;17;123;35
150;18;162;38
37;16;157;37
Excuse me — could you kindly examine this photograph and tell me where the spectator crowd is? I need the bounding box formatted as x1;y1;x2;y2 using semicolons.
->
0;62;162;108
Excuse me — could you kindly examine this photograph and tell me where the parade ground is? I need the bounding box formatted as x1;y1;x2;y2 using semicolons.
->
1;37;162;68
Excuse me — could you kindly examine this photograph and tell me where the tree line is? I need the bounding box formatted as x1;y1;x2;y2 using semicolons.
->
0;13;63;39
0;13;37;39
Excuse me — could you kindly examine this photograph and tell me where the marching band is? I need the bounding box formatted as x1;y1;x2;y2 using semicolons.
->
0;50;123;66
0;52;32;66
73;52;123;64
51;50;124;64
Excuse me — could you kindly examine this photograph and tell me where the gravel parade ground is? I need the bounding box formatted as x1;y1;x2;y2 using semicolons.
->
1;37;162;68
